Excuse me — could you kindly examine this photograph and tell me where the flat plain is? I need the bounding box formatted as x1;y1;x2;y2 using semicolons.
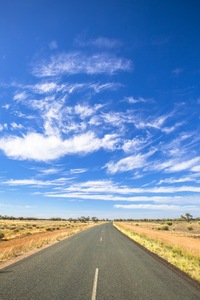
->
1;223;200;300
0;219;96;263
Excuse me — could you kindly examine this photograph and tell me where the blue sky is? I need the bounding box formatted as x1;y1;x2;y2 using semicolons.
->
0;0;200;219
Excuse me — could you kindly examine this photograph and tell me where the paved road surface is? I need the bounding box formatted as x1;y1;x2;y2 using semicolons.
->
0;223;199;299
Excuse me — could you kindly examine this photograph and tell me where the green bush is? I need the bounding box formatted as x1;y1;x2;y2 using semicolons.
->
166;222;173;226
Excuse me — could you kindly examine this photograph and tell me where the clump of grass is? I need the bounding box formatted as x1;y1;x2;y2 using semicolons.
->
157;225;169;231
46;227;55;231
166;222;173;226
0;232;5;239
187;226;193;231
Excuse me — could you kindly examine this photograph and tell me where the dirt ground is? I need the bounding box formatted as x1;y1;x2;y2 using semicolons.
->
0;221;95;267
116;221;200;257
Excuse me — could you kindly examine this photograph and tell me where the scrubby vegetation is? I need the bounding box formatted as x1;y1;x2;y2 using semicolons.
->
0;216;106;263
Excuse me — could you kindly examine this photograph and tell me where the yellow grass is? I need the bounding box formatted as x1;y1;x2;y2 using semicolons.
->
114;221;200;282
0;220;98;263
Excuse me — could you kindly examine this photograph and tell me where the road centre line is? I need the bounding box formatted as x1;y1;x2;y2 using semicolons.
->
91;268;99;300
100;237;102;242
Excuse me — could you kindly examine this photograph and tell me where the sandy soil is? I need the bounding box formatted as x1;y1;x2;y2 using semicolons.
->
116;222;200;257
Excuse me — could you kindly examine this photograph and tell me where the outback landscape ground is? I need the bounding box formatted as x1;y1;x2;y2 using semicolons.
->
0;218;199;283
114;220;200;282
0;219;98;266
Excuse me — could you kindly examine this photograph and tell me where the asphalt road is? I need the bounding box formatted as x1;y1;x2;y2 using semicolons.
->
0;223;199;300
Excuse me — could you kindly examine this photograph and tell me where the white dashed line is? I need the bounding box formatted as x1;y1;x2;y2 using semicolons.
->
100;237;102;242
91;268;99;300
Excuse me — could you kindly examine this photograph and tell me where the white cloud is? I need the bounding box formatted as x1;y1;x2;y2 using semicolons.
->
0;131;119;161
166;157;200;172
172;68;184;76
162;122;184;134
106;151;154;174
69;168;87;174
114;204;198;211
32;52;132;77
90;82;122;93
38;168;61;176
106;155;145;174
2;104;10;110
2;177;70;187
10;122;24;131
126;96;147;104
33;82;58;93
122;137;146;153
49;40;58;50
13;92;27;102
191;165;200;172
75;37;122;49
74;104;94;119
2;179;55;186
0;123;7;132
157;177;197;185
137;114;170;130
90;37;122;48
150;185;200;193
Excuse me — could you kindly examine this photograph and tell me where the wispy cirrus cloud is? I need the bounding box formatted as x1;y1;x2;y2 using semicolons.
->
43;179;200;207
49;40;58;50
152;155;200;174
32;52;132;77
166;157;200;172
136;114;171;130
0;123;8;132
106;151;155;174
69;168;88;174
75;36;122;49
114;204;198;211
157;176;199;185
10;122;24;131
125;96;149;104
122;137;147;153
172;68;184;76
13;91;28;102
1;177;71;187
161;121;184;134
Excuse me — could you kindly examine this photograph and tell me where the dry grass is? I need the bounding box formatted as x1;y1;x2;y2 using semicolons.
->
114;221;200;282
0;220;97;263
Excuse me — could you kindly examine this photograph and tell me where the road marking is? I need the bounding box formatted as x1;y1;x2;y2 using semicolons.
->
91;268;99;300
100;237;102;242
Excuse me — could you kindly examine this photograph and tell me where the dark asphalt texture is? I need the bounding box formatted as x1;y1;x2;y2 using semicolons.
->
0;223;199;300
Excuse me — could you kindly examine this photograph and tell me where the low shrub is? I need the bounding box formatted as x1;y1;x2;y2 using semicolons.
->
166;222;173;226
158;225;169;231
0;231;5;239
187;226;193;231
46;227;55;231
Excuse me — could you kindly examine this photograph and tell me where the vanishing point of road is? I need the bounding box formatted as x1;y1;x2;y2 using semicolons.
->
0;223;199;299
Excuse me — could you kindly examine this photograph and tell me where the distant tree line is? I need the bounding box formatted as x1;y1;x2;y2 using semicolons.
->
0;215;110;223
1;214;199;222
114;215;199;222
